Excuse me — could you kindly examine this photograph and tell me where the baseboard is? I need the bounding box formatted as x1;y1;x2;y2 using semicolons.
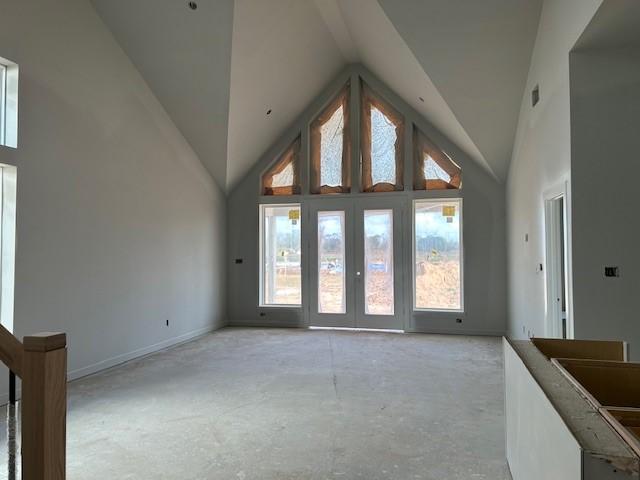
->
409;326;505;337
228;321;504;337
0;324;218;406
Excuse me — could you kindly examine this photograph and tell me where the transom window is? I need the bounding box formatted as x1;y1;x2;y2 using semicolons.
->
0;63;7;146
413;125;461;190
0;56;18;148
310;82;351;194
360;80;404;192
261;135;301;196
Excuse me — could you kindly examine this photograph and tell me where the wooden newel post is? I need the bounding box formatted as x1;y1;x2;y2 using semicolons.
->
22;332;67;480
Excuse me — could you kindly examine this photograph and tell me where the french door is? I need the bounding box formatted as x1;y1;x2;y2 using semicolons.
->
308;197;404;330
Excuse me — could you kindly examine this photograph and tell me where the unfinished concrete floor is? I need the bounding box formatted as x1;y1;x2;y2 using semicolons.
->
0;328;509;479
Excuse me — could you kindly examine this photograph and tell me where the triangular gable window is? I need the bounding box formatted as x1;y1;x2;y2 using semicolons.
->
310;82;351;194
360;80;404;192
262;135;301;196
413;125;461;190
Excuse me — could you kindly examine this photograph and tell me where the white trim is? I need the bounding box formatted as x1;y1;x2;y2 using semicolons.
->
258;203;303;307
412;198;464;313
543;180;573;339
0;325;216;406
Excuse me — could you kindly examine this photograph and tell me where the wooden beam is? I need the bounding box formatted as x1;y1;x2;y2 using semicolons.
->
22;332;67;480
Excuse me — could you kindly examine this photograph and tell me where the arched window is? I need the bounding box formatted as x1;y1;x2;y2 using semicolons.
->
261;135;301;196
413;125;461;190
310;82;351;194
360;80;404;192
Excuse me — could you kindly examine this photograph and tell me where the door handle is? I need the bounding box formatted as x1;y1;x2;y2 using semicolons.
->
356;271;361;277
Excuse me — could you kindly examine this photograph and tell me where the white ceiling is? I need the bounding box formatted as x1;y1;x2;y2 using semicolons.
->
91;0;543;191
226;0;345;189
90;0;234;190
575;0;640;50
378;0;542;180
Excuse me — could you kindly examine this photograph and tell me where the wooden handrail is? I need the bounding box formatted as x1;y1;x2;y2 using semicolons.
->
0;324;23;377
0;326;67;480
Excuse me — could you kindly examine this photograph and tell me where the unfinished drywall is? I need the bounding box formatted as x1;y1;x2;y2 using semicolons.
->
570;46;640;359
506;0;603;340
0;0;228;401
227;65;506;335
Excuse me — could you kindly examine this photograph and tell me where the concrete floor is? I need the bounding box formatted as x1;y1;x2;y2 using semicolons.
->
0;328;510;479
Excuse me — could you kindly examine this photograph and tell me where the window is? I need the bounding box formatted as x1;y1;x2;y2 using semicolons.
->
261;135;301;196
414;199;463;311
259;204;302;306
0;56;18;148
310;82;351;194
0;63;6;146
413;125;461;190
360;80;404;192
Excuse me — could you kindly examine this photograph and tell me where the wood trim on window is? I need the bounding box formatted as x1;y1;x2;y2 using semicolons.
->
360;79;404;192
262;135;301;196
310;82;351;194
413;124;462;190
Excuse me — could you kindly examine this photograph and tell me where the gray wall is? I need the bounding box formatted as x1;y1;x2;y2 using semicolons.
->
227;65;506;335
0;0;227;401
506;0;603;340
570;47;640;359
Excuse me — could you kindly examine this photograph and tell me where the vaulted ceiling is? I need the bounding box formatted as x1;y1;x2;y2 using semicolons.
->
91;0;542;191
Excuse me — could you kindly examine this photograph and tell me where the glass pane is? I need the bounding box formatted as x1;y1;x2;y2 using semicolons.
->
0;64;6;145
261;205;301;305
364;210;394;315
271;162;294;188
318;211;346;314
320;105;344;187
414;200;462;310
370;107;397;185
424;155;451;183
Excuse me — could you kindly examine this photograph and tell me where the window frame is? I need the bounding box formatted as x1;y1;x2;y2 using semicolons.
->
360;79;405;192
0;62;6;146
258;202;303;308
412;197;464;313
413;124;462;191
261;135;302;196
309;81;351;194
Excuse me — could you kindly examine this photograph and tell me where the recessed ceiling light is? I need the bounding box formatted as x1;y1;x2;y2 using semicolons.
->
419;96;425;103
188;1;198;10
266;109;272;115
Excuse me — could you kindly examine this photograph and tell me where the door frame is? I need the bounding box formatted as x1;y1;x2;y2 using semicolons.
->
544;180;573;339
354;196;405;330
307;198;356;328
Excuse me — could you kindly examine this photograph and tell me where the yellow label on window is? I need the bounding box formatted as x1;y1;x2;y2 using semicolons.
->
442;205;456;217
288;209;300;220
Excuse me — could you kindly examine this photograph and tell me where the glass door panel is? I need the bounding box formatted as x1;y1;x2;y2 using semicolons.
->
355;198;404;330
308;199;355;328
318;211;346;314
363;210;394;315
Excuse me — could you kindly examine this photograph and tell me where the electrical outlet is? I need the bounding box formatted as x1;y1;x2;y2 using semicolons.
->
604;266;619;278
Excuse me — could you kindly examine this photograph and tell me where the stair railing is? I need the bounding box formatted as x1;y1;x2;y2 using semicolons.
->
0;324;66;480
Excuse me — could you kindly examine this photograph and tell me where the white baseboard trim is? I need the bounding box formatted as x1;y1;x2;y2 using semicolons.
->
0;324;218;406
67;325;216;381
408;326;505;337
